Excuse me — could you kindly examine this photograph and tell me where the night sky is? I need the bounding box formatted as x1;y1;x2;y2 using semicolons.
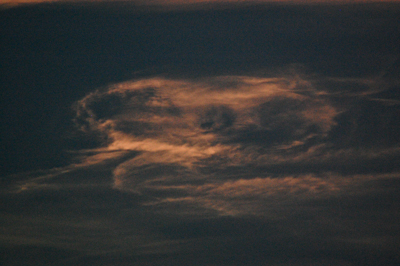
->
1;1;400;265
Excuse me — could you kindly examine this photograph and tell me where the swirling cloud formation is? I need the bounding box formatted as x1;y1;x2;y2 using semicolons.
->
68;74;400;216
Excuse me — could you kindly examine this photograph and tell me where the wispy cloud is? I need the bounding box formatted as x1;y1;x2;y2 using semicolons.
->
9;73;399;211
72;76;336;185
2;72;400;264
12;73;384;216
5;72;399;212
143;172;400;216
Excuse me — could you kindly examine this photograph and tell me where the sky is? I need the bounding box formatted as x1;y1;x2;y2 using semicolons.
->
1;1;400;265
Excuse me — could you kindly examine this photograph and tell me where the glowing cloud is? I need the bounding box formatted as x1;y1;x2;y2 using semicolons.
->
70;75;345;212
12;73;400;217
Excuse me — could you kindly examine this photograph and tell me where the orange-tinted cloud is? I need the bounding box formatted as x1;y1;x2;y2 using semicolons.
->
9;72;400;219
73;75;339;171
144;173;397;216
67;74;391;215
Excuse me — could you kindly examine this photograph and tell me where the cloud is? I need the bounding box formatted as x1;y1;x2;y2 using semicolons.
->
74;76;338;148
55;73;399;217
2;71;400;265
144;172;400;216
73;76;335;170
5;71;399;216
5;72;399;219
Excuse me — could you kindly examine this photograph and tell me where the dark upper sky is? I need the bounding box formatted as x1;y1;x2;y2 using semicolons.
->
1;1;400;265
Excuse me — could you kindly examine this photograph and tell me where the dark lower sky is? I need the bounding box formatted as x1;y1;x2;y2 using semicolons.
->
1;1;400;265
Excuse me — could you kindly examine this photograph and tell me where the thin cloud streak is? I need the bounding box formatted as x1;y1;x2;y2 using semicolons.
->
144;172;399;216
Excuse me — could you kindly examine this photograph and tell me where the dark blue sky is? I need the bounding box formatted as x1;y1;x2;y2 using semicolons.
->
1;2;400;265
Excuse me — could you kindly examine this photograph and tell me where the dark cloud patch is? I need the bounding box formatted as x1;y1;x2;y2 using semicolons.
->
76;87;159;121
258;97;305;126
199;105;236;132
114;120;157;136
316;78;373;95
0;245;79;266
258;100;305;134
351;101;400;147
280;154;400;176
86;92;126;120
0;186;143;219
154;192;400;265
372;83;400;101
228;126;292;146
2;173;399;265
227;96;315;146
116;162;197;188
328;98;400;149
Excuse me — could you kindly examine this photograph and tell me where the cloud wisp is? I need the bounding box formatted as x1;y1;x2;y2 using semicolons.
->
6;72;400;217
48;73;398;216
